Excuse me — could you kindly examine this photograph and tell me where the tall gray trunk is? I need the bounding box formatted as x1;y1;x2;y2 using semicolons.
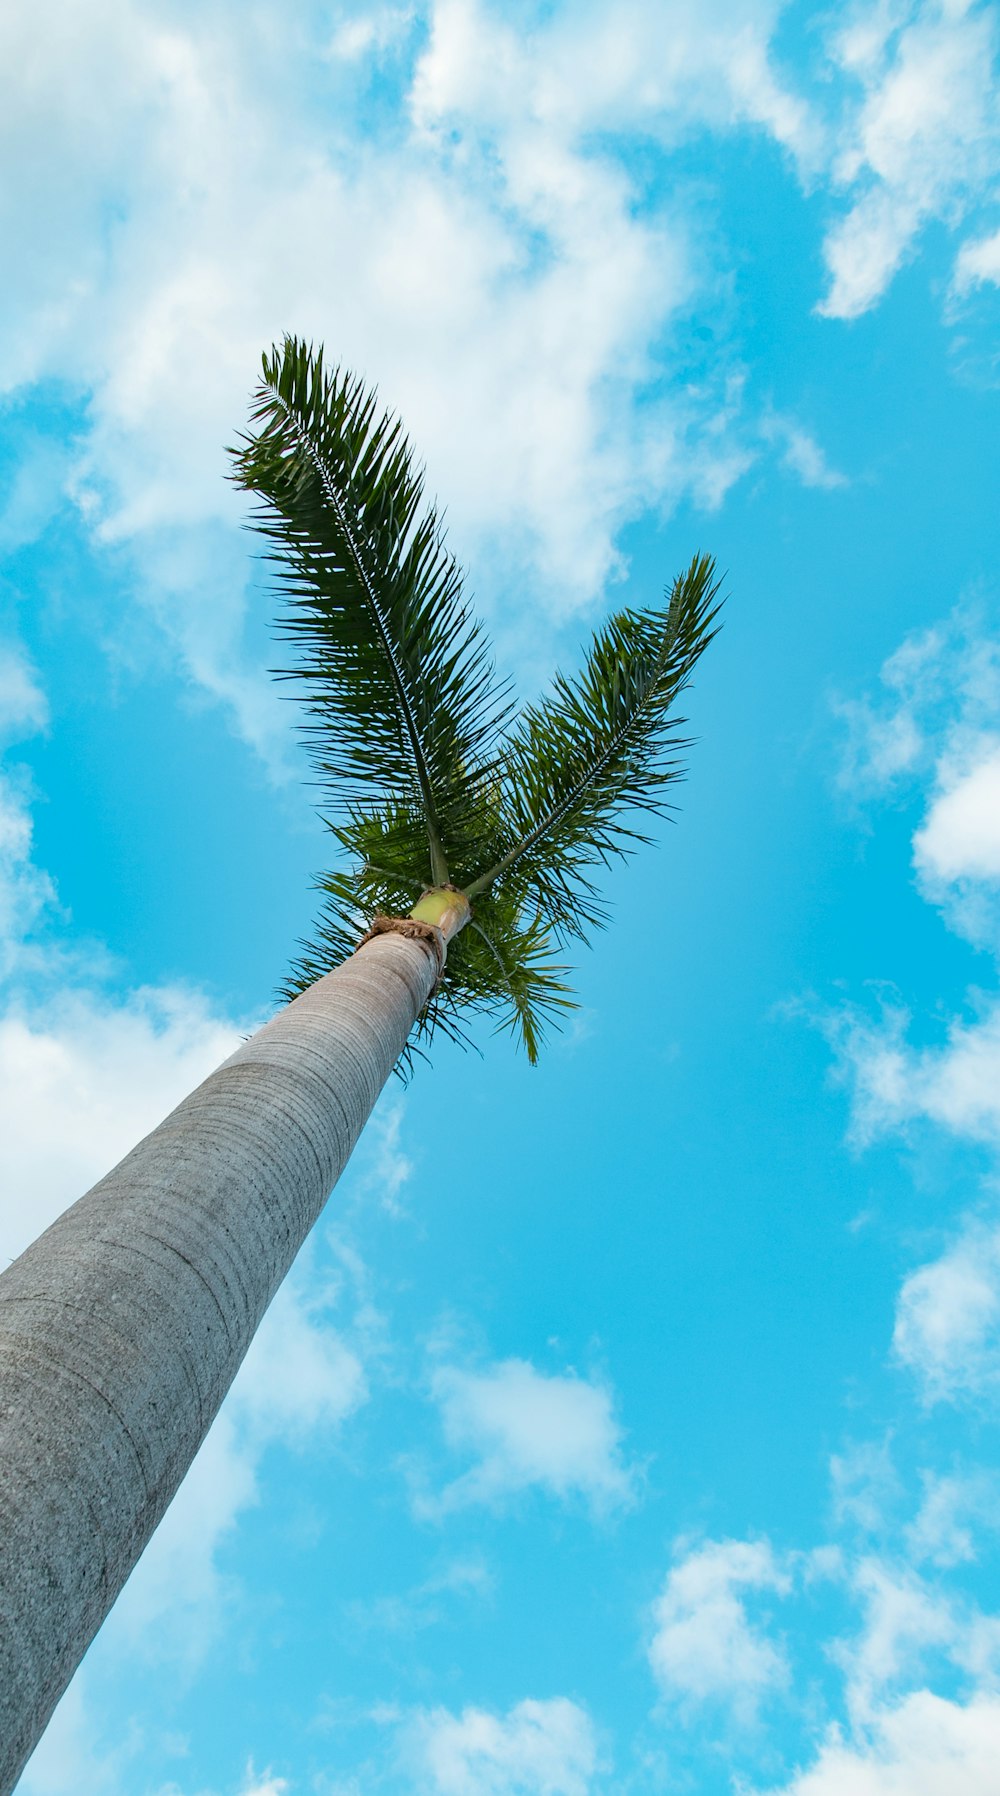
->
0;931;437;1794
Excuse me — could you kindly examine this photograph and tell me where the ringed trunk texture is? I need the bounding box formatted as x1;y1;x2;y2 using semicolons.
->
0;930;438;1795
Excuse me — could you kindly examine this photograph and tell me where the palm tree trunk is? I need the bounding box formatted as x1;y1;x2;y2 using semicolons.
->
0;928;440;1795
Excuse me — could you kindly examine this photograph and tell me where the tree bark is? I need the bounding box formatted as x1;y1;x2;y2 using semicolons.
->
0;930;438;1794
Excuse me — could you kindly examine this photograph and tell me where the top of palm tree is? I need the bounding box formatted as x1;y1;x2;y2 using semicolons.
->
231;336;723;1069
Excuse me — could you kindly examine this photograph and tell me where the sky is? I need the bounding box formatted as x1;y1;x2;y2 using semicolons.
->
4;0;1000;1791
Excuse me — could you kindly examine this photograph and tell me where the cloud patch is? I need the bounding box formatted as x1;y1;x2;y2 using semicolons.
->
894;1221;1000;1404
405;1696;598;1796
648;1537;791;1720
954;226;1000;295
819;0;1000;319
760;1688;1000;1796
2;0;899;773
422;1357;636;1517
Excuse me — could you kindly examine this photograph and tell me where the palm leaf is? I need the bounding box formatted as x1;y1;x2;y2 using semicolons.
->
230;336;514;885
238;343;722;1069
466;554;723;938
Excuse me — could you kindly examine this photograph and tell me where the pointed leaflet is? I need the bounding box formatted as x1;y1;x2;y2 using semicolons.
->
467;555;723;937
230;337;513;885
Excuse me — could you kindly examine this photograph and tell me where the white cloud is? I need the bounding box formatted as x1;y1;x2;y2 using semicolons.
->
833;1558;958;1721
0;433;73;553
894;1221;1000;1402
423;1357;635;1516
1;0;871;768
816;597;1000;1790
240;1765;290;1796
328;7;415;64
759;1688;1000;1796
0;639;56;975
830;997;1000;1147
0;767;57;977
953;226;1000;293
0;658;247;1335
0;644;251;1270
816;1474;1000;1712
831;1439;902;1536
351;1097;414;1217
818;186;920;323
763;415;848;490
0;642;49;740
346;1555;494;1637
819;0;1000;319
411;0;820;169
405;1696;598;1796
648;1537;791;1719
830;607;1000;1144
905;1471;999;1566
835;594;1000;817
0;0;753;755
641;1507;1000;1784
915;743;1000;883
834;611;967;802
232;1275;368;1446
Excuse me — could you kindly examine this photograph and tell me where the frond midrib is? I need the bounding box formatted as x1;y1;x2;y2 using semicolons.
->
463;593;707;901
264;382;450;885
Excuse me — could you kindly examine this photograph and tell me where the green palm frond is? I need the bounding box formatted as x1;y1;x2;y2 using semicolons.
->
230;337;514;886
466;556;724;937
236;338;722;1070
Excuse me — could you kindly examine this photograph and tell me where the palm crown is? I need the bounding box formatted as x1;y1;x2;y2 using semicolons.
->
231;337;723;1067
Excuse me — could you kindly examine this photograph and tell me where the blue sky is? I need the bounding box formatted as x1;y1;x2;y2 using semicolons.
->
4;1;1000;1791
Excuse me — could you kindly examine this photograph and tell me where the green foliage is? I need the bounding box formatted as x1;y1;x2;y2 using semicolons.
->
233;336;722;1067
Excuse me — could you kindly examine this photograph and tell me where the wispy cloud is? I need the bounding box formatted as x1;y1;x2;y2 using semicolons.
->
792;589;1000;1785
345;1555;494;1638
647;1501;1000;1784
2;0;888;772
828;602;1000;1154
826;993;1000;1148
0;641;49;740
240;1764;290;1796
818;0;1000;320
761;413;848;490
648;1537;792;1722
418;1356;637;1517
831;1555;961;1723
402;1696;599;1796
830;1438;903;1537
894;1220;1000;1404
905;1469;1000;1567
0;0;754;761
953;225;1000;295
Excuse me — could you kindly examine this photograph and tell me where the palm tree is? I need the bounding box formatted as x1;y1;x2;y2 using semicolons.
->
0;337;722;1793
